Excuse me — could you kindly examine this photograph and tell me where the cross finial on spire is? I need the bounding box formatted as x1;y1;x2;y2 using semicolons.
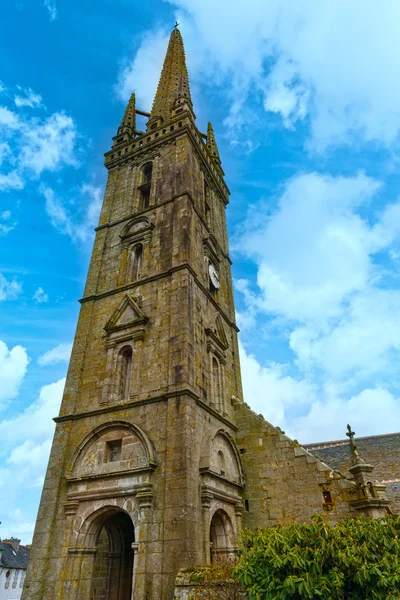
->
174;20;180;29
346;424;355;441
346;424;362;464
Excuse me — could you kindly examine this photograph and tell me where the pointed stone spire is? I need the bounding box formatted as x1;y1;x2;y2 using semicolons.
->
149;27;192;125
206;122;221;165
115;93;136;142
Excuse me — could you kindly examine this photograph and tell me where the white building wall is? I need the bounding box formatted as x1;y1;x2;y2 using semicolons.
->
0;568;25;600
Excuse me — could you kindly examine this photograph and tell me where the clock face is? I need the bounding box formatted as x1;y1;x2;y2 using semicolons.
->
209;263;220;290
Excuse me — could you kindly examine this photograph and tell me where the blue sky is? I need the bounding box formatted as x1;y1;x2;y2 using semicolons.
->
2;0;400;542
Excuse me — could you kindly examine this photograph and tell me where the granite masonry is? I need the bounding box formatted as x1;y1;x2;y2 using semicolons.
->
22;27;394;600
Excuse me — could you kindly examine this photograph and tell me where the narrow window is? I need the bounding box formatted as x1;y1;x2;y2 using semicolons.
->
217;450;225;476
118;346;132;399
323;491;332;504
106;439;122;462
139;162;153;209
245;499;250;511
204;180;211;226
131;243;143;280
212;356;221;409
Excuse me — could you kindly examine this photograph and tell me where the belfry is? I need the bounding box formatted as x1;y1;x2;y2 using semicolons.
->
23;27;391;600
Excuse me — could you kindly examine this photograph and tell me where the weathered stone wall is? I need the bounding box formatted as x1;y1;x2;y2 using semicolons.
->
235;402;357;528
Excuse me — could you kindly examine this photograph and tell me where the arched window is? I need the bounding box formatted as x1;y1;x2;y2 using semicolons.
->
131;244;143;280
210;510;236;563
118;346;132;400
139;163;153;209
217;450;225;476
212;356;221;410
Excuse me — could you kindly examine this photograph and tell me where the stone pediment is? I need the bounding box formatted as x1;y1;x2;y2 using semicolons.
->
104;294;148;335
120;216;154;245
205;312;228;352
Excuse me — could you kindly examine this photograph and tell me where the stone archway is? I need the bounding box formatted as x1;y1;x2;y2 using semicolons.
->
90;511;135;600
209;509;236;562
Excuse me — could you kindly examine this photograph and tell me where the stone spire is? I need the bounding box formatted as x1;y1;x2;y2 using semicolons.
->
114;93;136;144
149;27;192;126
206;122;221;165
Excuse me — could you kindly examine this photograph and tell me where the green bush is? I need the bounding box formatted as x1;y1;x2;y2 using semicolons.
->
233;515;400;599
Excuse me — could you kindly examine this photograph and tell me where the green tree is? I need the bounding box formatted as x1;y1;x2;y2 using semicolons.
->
233;515;400;599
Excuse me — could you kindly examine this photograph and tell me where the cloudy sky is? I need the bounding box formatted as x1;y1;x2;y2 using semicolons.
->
2;0;400;542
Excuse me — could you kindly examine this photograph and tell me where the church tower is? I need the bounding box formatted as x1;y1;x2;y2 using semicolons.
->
22;24;391;600
22;27;245;600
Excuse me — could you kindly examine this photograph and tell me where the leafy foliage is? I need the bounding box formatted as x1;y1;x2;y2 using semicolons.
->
233;515;400;599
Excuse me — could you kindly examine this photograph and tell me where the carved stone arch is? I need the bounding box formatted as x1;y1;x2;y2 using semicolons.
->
209;507;237;562
75;503;135;549
66;420;157;480
120;215;154;244
70;504;137;600
200;429;244;485
136;154;159;170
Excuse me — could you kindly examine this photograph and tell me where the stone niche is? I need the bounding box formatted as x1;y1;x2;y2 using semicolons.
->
71;426;149;478
65;421;157;501
200;430;244;517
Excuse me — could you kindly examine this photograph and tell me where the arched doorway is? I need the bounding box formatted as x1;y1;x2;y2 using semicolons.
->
210;509;236;562
90;511;135;600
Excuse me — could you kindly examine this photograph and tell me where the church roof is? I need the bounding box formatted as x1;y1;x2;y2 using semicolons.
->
305;431;400;513
150;27;192;123
0;541;30;570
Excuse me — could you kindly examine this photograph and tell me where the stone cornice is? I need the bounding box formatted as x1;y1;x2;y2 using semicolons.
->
104;117;230;200
79;262;239;333
95;191;232;264
54;388;237;431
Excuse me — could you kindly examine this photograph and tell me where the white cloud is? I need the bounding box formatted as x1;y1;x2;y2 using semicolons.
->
19;112;78;176
33;286;49;304
0;378;64;542
0;209;16;235
0;142;11;165
240;343;400;443
14;87;42;108
38;342;72;366
0;378;64;445
0;106;19;129
0;340;29;404
44;0;57;21
235;170;400;439
40;182;102;243
125;0;400;150
117;28;169;108
0;272;22;300
0;88;80;191
239;343;316;428
293;387;400;443
0;170;23;191
236;171;381;323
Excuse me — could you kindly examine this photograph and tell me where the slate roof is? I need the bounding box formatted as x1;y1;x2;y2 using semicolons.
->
0;541;30;570
304;432;400;514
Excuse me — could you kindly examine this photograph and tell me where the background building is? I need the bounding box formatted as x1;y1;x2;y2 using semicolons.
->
0;539;29;600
